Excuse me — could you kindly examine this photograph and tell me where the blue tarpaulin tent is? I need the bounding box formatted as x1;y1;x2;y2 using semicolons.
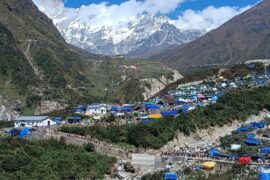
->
209;148;217;157
163;172;178;180
250;122;266;129
246;134;255;139
181;104;190;110
211;96;218;101
259;168;270;180
111;106;119;112
54;117;61;125
260;147;270;154
161;111;178;117
174;100;183;105
259;172;270;180
11;128;31;136
244;139;260;146
122;107;132;113
146;104;160;110
237;127;251;133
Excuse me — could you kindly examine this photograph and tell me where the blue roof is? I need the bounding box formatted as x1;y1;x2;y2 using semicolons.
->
146;104;160;110
164;172;178;180
244;139;260;146
259;172;270;180
250;122;266;129
209;148;217;157
246;134;255;139
260;147;270;154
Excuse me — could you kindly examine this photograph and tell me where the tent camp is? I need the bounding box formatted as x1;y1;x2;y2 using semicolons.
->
208;148;217;157
259;168;270;180
161;111;178;117
163;172;178;180
244;139;260;146
246;134;255;139
250;122;266;129
148;114;162;119
146;104;160;110
238;157;251;165
260;147;270;154
202;162;216;171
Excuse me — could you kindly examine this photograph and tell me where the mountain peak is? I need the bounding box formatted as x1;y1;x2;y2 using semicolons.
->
40;8;204;56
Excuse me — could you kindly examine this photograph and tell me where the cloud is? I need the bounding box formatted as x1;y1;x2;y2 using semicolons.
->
33;0;185;27
173;5;252;31
33;0;253;32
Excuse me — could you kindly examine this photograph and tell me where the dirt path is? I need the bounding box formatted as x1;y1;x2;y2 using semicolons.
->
23;39;40;78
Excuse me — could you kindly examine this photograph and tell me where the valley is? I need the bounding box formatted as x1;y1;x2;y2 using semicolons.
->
0;0;270;179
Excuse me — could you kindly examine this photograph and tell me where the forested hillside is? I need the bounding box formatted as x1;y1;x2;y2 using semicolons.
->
0;0;178;116
0;137;115;179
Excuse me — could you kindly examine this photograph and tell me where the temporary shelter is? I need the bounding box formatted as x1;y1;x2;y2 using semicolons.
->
244;139;260;146
146;104;160;110
246;134;255;139
259;168;270;180
10;128;31;136
260;147;270;154
148;114;162;119
54;117;61;125
250;122;266;129
161;111;178;117
237;127;251;133
163;172;178;180
181;104;190;110
238;157;251;165
202;162;216;171
231;144;241;151
208;148;217;157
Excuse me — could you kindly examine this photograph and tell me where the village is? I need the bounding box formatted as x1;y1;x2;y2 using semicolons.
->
2;62;270;179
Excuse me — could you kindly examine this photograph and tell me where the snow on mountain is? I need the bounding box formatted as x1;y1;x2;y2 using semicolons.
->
34;0;204;56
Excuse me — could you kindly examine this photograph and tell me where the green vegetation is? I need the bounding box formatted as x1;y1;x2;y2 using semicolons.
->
0;121;14;129
61;87;270;149
0;0;175;114
0;137;116;179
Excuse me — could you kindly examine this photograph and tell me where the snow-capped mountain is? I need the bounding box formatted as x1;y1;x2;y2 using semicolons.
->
34;0;204;56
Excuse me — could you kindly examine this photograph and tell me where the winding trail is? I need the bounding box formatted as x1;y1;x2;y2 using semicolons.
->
23;39;40;77
28;129;270;167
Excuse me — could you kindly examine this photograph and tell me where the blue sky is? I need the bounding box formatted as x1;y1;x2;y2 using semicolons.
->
64;0;260;18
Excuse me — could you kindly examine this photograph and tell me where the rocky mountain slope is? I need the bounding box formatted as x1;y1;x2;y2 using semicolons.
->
33;0;203;57
151;0;270;68
0;0;182;119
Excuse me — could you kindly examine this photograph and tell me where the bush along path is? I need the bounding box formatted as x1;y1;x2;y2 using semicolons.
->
60;87;270;149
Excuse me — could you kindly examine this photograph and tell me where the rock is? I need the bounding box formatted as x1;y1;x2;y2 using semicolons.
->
140;69;183;100
34;101;68;115
0;96;21;121
160;111;270;152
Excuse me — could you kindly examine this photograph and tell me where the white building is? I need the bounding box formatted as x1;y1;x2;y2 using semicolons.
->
85;105;107;115
14;116;56;128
